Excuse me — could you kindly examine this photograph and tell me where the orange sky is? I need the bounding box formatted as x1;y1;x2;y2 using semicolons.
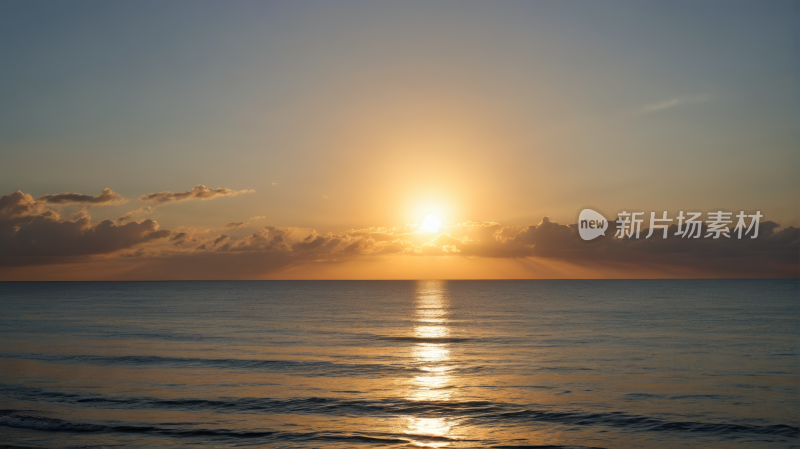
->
0;2;797;280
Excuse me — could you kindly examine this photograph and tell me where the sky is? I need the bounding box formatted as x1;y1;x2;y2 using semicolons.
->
0;0;797;280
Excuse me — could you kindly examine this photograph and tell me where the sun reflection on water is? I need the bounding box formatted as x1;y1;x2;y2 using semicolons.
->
415;325;449;339
405;416;453;448
412;343;449;364
404;280;455;446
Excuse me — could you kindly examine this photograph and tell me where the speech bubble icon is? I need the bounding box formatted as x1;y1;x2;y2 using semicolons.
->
578;208;608;241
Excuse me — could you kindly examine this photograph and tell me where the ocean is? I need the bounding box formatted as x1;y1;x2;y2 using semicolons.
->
0;280;797;448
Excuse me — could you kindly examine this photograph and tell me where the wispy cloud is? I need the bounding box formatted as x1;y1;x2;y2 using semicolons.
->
139;184;254;204
222;222;247;230
37;188;128;206
222;216;265;230
641;95;709;113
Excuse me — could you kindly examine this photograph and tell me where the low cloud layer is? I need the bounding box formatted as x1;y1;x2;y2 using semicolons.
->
36;188;127;206
139;185;255;203
0;188;797;279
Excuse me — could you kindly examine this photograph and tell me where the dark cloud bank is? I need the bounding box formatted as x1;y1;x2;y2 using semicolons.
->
0;189;797;279
36;188;127;206
0;191;168;266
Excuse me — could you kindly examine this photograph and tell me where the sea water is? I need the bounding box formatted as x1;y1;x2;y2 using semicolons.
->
0;280;797;448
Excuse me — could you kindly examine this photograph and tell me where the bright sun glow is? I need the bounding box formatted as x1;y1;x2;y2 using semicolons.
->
420;215;441;232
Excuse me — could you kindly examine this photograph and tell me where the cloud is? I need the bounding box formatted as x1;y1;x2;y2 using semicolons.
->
115;206;154;224
506;217;798;277
641;95;709;113
0;188;796;279
642;98;683;113
164;217;797;278
0;191;53;225
170;232;187;241
36;188;128;206
221;216;265;230
139;184;254;204
102;217;796;280
222;222;247;230
0;190;169;265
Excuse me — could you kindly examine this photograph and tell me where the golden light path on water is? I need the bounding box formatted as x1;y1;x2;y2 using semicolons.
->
405;280;454;447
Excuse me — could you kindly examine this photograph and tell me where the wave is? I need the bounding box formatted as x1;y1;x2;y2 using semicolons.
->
0;352;425;378
492;446;606;449
377;336;472;343
476;409;798;437
0;410;466;446
0;351;592;377
2;386;797;439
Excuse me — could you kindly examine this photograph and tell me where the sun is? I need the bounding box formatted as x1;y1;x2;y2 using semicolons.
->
421;215;441;232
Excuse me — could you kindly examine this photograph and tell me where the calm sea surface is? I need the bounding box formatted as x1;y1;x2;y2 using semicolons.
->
0;280;797;448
